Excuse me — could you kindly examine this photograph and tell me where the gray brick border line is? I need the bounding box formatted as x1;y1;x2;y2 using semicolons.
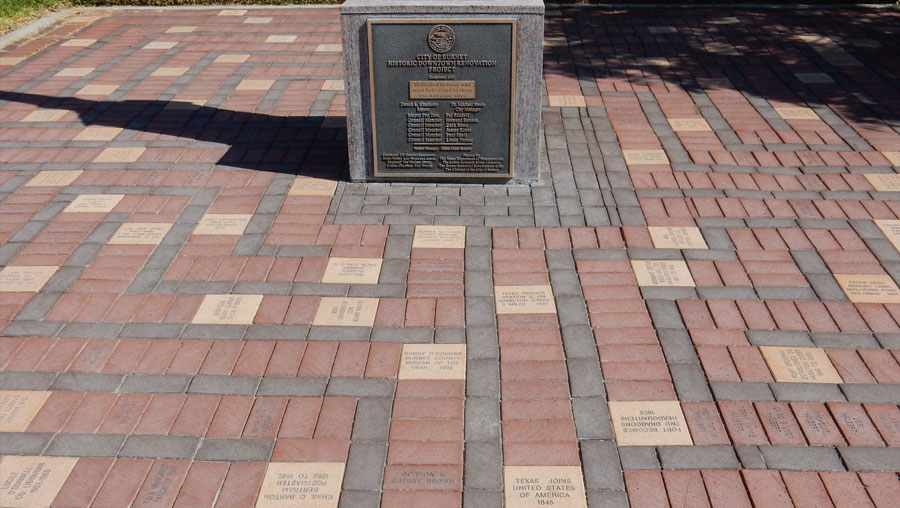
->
746;37;889;150
126;187;219;294
583;107;647;228
623;245;848;304
641;91;695;169
0;434;275;462
545;108;581;227
0;199;67;267
0;173;31;195
724;68;796;137
569;105;619;227
650;272;712;405
333;181;550;228
764;57;866;150
12;209;131;323
692;85;744;150
546;248;628;504
708;381;900;404
0;370;399;398
615;444;900;473
656;329;900;401
464;230;503;505
616;444;867;472
694;217;860;230
1;319;469;343
793;39;899;140
323;180;346;226
3;26;128;93
0;395;394;499
0;420;451;468
156;46;228;105
0;183;212;311
0;9;79;52
339;394;393;507
36;439;881;502
0;132;252;152
327;130;634;229
672;164;893;174
232;173;298;258
543;106;637;228
62;34;179;105
745;330;900;350
637;188;891;202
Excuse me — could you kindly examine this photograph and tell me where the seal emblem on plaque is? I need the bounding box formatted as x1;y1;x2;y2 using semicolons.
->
427;24;455;53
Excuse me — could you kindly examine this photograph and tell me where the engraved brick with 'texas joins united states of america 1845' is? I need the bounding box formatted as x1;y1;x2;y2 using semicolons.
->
504;466;588;508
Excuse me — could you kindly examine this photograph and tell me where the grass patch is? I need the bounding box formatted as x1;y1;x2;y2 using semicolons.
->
2;0;70;34
2;0;340;35
69;0;340;5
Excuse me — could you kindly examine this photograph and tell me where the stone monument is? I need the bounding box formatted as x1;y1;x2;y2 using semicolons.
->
341;0;544;183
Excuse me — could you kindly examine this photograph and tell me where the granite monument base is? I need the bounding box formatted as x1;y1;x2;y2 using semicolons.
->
340;0;544;183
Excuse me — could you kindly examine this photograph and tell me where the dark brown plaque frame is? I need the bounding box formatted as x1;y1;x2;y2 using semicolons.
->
366;18;517;179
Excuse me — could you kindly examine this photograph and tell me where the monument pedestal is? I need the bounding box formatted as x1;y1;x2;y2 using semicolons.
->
340;0;544;183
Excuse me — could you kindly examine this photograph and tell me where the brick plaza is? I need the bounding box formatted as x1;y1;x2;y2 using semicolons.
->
1;5;899;508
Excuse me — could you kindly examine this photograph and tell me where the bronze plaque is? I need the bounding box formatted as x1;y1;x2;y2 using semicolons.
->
368;19;515;179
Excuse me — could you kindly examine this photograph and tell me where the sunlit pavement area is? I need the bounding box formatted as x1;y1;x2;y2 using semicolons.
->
1;5;900;507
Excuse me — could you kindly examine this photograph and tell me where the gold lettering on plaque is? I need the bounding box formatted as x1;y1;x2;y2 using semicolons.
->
409;81;475;100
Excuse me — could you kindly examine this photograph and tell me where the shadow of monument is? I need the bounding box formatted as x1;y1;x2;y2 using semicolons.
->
0;91;349;179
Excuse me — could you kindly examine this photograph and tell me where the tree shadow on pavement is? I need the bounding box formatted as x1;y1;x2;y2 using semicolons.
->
541;7;900;129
